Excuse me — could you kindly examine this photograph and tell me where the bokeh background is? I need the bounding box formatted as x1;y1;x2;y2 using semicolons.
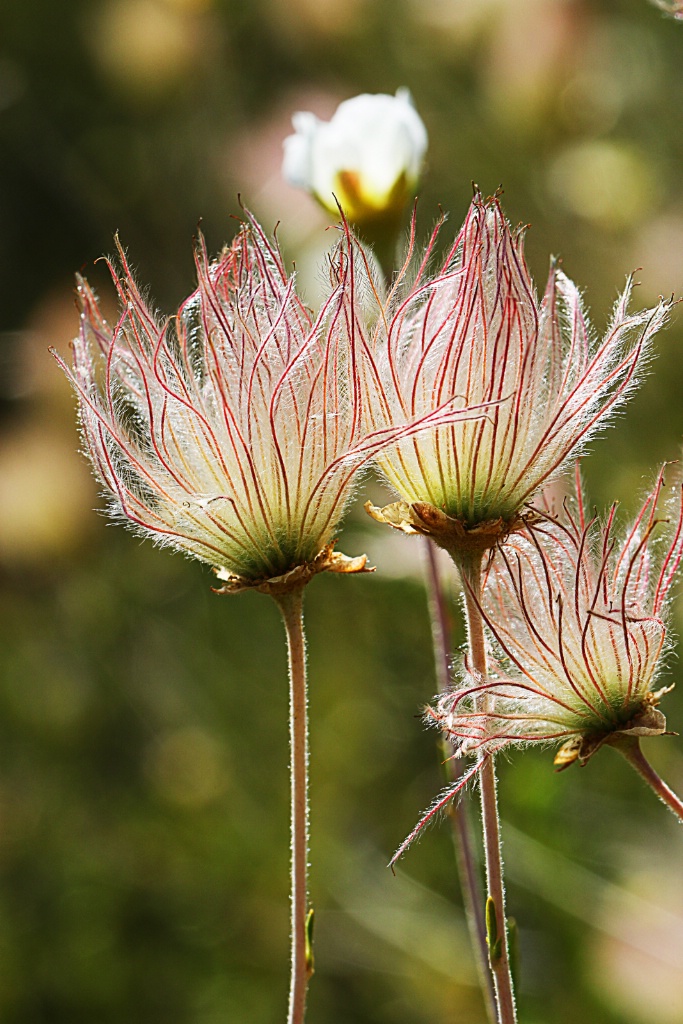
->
1;0;683;1021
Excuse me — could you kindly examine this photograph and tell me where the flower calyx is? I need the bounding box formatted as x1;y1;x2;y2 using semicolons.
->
553;687;673;771
212;542;373;597
364;499;538;559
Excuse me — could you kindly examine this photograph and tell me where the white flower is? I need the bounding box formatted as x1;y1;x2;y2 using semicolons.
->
282;88;428;225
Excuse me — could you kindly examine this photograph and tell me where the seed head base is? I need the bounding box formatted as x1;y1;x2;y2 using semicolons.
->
212;542;372;596
365;499;539;561
553;687;672;771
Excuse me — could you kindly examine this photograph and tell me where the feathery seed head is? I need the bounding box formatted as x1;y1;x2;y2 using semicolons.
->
433;466;683;768
651;1;683;18
56;215;477;594
364;195;673;562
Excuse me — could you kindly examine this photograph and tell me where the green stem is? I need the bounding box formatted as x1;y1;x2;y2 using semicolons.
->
423;540;497;1023
275;586;313;1024
614;736;683;823
459;556;517;1024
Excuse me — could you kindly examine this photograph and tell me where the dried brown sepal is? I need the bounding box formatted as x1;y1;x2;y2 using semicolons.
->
364;499;423;534
365;499;538;558
212;542;373;597
553;733;614;771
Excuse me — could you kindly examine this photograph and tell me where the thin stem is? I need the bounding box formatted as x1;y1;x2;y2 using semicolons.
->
460;555;517;1024
614;736;683;823
423;540;497;1023
274;586;312;1024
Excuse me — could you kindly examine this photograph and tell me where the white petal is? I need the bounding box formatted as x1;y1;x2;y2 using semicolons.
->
291;110;320;138
282;132;313;190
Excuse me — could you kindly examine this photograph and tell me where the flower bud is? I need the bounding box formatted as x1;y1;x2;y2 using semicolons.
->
282;88;427;229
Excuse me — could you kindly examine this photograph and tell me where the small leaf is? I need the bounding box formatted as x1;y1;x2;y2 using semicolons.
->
305;908;315;977
486;896;499;960
507;916;520;990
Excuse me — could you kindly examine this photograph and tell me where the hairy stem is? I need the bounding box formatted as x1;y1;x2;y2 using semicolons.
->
614;736;683;823
459;556;517;1024
275;586;313;1024
423;540;497;1023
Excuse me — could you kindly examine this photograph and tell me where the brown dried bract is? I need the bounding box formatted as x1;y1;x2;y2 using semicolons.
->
365;499;537;559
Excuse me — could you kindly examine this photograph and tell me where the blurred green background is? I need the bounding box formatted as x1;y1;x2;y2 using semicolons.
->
1;0;683;1021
